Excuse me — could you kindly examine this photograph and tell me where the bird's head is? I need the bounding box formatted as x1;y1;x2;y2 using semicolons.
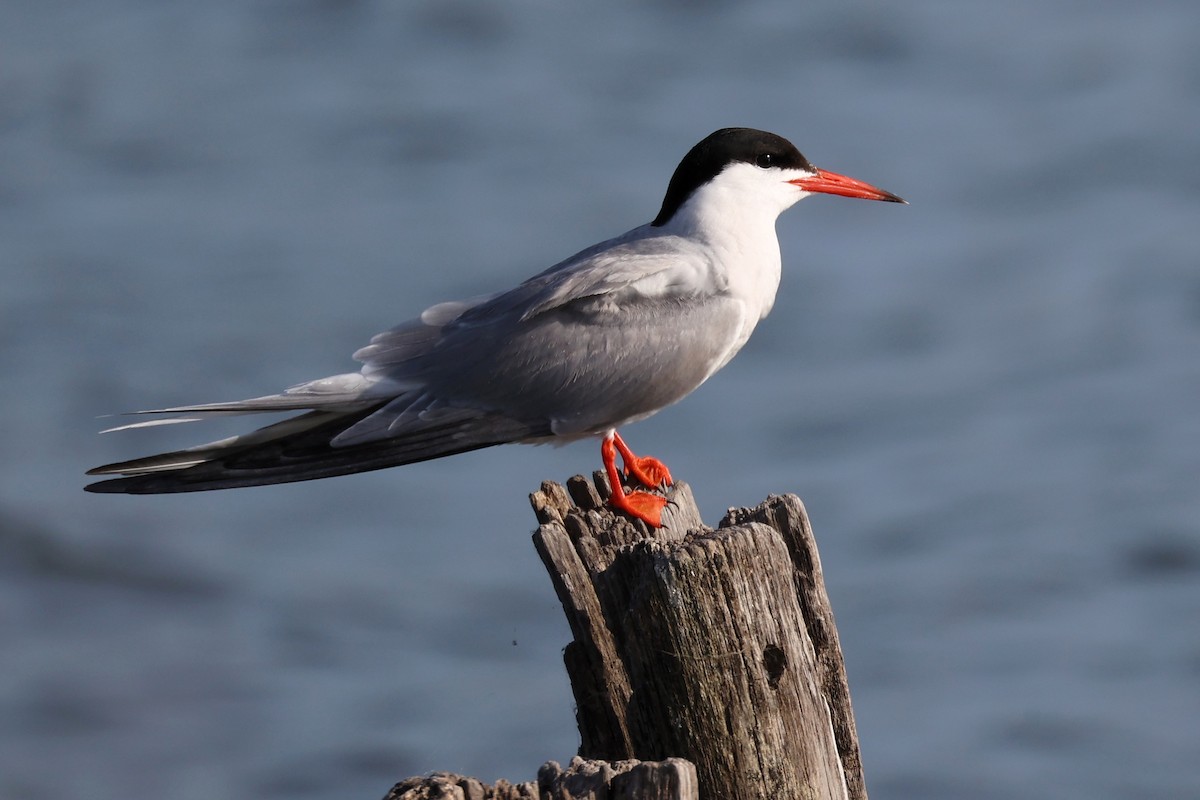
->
652;127;905;229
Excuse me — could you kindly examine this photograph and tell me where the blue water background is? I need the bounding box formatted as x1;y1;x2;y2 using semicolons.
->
2;2;1198;798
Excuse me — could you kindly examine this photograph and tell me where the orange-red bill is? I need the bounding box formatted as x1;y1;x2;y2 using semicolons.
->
789;169;906;204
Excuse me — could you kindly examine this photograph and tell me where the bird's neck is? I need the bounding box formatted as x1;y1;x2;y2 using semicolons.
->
664;195;784;318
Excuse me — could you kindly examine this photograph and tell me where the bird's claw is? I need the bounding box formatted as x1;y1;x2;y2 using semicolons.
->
623;455;674;489
608;489;669;528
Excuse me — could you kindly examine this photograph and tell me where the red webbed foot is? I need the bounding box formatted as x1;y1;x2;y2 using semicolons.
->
607;487;669;528
601;431;673;528
612;431;674;488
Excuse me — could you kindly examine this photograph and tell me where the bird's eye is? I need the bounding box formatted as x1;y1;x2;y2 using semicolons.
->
755;153;774;169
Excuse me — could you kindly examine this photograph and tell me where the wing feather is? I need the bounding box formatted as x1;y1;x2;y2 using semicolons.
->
85;402;550;493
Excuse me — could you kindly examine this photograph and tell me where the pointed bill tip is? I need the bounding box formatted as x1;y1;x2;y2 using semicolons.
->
790;168;906;204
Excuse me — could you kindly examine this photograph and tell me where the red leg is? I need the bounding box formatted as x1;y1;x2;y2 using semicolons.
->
601;433;668;527
612;431;674;488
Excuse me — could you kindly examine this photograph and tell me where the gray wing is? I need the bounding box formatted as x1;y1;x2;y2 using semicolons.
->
85;404;546;493
86;228;743;493
353;229;744;438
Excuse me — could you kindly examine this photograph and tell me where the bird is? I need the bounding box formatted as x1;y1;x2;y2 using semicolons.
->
86;127;904;527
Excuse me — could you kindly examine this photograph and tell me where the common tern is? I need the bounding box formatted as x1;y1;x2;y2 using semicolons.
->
86;128;904;526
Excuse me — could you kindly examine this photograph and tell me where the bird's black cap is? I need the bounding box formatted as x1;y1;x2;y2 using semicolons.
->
652;128;813;227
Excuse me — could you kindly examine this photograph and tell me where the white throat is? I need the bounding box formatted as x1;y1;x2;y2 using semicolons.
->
658;162;809;321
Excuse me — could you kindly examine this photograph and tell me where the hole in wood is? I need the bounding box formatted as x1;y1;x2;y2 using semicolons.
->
762;643;787;689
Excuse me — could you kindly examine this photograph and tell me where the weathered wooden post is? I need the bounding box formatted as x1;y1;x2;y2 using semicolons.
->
384;473;866;800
